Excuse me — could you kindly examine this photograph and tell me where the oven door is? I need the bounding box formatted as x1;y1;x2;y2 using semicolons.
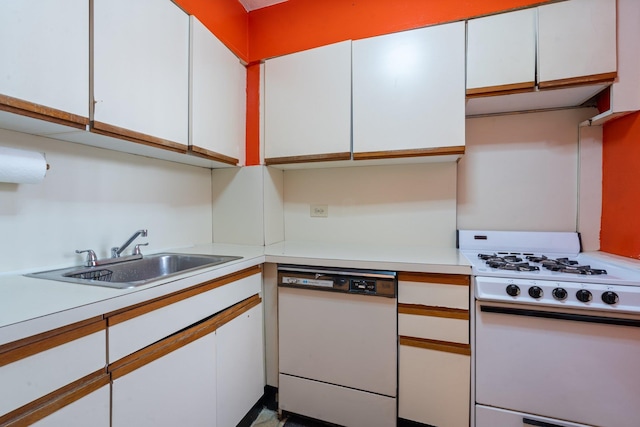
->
475;301;640;427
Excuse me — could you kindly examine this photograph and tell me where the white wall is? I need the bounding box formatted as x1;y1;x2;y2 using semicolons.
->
458;108;600;249
0;129;213;274
282;162;458;247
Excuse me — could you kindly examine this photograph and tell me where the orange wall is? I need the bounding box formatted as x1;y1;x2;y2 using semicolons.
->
174;0;249;62
248;0;552;62
601;112;640;260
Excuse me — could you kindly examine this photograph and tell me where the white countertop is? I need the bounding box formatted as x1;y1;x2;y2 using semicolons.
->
0;241;470;345
264;241;471;274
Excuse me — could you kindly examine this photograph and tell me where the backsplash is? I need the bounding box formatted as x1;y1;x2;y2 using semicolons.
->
0;128;213;274
458;107;601;251
282;162;458;247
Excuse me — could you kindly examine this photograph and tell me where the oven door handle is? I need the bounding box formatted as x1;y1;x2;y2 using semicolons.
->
523;418;569;427
480;305;640;328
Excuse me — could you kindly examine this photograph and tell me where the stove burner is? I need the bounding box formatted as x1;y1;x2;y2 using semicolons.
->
478;253;607;275
479;254;540;272
540;258;607;275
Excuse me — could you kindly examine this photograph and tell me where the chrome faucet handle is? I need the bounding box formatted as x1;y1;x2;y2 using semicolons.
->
132;243;148;256
76;249;98;267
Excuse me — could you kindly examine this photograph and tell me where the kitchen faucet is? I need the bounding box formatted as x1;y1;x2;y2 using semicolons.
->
111;229;148;258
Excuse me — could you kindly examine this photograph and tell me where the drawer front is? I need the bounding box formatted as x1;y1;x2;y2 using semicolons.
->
0;329;106;417
399;343;470;427
108;269;261;362
399;280;469;309
398;312;469;344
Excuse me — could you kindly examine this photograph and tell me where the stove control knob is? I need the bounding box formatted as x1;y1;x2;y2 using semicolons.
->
506;284;520;297
528;286;543;299
602;291;619;305
576;289;593;303
552;287;568;301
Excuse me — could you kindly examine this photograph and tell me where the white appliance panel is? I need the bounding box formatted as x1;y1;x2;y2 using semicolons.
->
279;373;396;427
476;405;592;427
278;286;397;397
476;301;640;427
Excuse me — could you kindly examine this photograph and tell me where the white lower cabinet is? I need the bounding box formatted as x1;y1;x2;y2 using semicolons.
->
397;272;471;427
31;384;110;427
399;344;470;427
110;299;264;427
0;320;107;424
216;303;265;427
111;333;217;427
108;266;264;427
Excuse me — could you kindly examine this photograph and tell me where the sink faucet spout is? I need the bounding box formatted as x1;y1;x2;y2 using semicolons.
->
112;229;148;258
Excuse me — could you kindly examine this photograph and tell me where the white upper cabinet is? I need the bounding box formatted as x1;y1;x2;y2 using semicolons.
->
264;41;352;164
93;0;189;150
0;0;89;127
466;8;537;95
352;22;466;158
538;0;617;88
190;16;246;166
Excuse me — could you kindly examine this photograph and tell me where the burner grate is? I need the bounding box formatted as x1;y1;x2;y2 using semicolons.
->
478;253;608;275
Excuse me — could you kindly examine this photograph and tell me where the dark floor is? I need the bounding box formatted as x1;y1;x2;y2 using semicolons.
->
283;413;335;427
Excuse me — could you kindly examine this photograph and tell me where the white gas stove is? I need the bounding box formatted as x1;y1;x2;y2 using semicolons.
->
460;230;640;427
459;229;640;314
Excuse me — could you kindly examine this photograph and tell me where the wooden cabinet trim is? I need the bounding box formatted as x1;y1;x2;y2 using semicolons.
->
265;152;351;166
109;294;261;379
91;121;188;154
538;71;617;90
188;145;238;166
0;318;105;367
106;265;262;326
353;146;465;161
0;369;108;426
466;81;535;97
0;94;88;130
400;336;471;356
398;303;469;320
398;272;470;286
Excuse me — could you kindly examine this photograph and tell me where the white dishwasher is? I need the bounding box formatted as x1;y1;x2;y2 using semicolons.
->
277;265;397;427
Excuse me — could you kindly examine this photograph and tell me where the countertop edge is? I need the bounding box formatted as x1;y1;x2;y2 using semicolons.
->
1;242;471;345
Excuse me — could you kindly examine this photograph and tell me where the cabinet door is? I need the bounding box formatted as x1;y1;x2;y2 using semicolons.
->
93;0;189;147
467;8;537;95
216;303;265;427
353;22;466;158
0;0;88;126
31;384;110;427
399;343;470;427
264;41;352;164
112;333;217;427
538;0;616;87
190;16;245;166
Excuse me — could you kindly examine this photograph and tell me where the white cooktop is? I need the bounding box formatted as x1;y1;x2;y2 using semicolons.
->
459;230;640;286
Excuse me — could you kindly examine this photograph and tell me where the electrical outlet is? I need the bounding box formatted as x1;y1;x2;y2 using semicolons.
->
310;204;329;218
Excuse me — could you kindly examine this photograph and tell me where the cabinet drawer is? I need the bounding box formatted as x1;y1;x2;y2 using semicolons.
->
398;273;469;309
107;266;261;362
398;309;469;344
399;343;470;427
0;320;106;418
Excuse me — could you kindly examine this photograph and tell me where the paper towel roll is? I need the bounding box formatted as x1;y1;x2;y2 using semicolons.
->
0;146;48;184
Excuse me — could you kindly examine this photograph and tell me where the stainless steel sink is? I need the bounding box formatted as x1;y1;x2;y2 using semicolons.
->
26;253;242;289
